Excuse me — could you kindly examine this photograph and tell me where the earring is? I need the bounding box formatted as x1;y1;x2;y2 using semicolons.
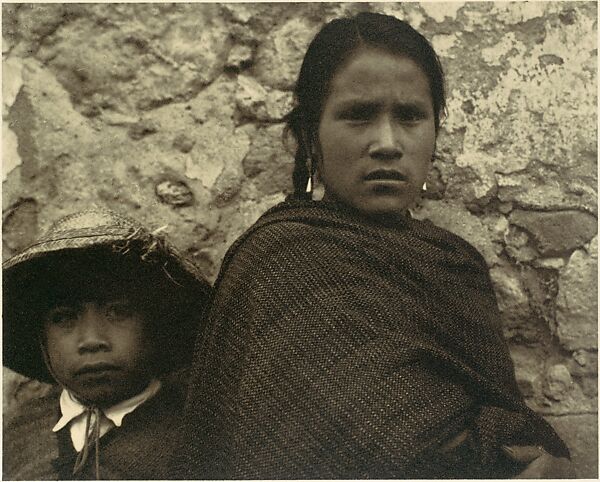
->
305;156;313;194
422;182;427;192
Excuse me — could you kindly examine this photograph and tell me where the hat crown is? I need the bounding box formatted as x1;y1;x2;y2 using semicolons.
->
2;208;152;271
45;209;142;237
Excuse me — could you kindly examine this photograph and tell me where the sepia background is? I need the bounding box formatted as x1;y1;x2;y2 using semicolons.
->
2;2;597;476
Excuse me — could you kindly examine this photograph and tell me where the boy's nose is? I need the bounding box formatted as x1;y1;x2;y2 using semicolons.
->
77;305;111;354
368;117;402;161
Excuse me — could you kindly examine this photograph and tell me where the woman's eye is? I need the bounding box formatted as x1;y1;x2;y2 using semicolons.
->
395;108;426;123
46;307;77;325
340;106;375;123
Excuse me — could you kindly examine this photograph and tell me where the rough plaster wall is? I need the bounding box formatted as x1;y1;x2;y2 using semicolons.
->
2;2;597;476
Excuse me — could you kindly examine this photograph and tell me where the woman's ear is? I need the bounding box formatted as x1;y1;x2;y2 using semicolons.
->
311;138;326;201
299;128;313;162
310;131;324;172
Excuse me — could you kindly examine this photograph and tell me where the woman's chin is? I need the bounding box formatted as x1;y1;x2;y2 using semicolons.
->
352;194;415;220
323;189;416;218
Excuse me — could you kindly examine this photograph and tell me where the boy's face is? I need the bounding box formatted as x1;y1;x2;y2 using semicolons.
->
43;297;155;407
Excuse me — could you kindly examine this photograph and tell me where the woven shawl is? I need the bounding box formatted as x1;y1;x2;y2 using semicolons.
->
175;198;568;479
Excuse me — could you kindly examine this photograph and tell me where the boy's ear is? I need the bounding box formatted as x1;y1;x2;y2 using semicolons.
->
141;305;171;376
38;329;57;382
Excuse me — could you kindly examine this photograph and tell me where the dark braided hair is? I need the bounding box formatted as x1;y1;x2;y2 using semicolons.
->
284;12;446;199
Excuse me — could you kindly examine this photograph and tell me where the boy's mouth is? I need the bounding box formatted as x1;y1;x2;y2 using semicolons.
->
75;362;120;377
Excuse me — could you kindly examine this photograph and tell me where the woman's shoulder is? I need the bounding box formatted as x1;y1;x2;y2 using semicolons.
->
213;201;341;289
224;200;326;258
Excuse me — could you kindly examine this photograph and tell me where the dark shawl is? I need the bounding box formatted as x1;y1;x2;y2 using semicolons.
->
174;198;568;479
3;379;186;480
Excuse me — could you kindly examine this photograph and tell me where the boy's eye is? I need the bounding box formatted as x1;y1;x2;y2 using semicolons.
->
45;307;77;325
104;301;135;321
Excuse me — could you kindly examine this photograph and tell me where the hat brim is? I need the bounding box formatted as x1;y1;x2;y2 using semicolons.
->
3;233;211;384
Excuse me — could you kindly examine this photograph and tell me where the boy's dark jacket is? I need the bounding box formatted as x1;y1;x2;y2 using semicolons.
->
3;379;184;480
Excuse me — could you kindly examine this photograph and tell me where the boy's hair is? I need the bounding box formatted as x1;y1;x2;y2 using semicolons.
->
3;209;211;383
31;248;196;374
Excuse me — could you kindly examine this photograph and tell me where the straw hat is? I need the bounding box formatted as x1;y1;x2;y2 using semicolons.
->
3;208;212;383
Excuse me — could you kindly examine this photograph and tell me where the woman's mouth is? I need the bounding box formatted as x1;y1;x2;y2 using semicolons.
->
364;169;408;183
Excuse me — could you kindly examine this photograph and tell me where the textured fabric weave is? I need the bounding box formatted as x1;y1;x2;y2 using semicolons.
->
174;198;568;479
3;379;186;480
53;379;162;452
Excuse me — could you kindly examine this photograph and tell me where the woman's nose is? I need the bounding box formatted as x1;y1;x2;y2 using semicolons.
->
77;305;111;354
368;117;402;160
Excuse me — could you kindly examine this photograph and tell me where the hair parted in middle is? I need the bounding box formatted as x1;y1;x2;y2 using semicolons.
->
284;11;447;199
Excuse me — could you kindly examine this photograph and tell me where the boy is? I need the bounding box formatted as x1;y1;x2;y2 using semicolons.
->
3;209;211;480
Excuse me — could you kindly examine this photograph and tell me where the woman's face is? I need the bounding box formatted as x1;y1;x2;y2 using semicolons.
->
317;47;436;218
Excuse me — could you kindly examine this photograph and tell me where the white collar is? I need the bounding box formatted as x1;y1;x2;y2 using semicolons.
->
52;379;161;450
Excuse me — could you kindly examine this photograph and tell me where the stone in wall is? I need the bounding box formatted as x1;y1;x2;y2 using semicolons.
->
172;133;195;154
187;74;238;123
453;151;500;206
3;55;23;110
498;168;597;216
31;4;232;116
509;209;597;256
185;119;250;191
555;236;598;351
155;179;194;207
128;119;159;141
2;53;23;181
2;123;21;182
489;264;535;341
3;4;83;54
2;198;38;258
254;16;320;90
226;44;254;71
509;345;544;399
445;151;533;209
456;3;597;218
546;414;598;478
520;266;559;332
568;349;598;401
543;364;575;401
235;75;293;122
3;367;53;418
503;225;538;263
539;370;595;416
242;124;294;197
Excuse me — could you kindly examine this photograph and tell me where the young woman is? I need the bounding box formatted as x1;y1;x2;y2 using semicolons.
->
174;12;570;479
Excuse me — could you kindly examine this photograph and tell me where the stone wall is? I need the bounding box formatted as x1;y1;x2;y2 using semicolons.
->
2;2;597;476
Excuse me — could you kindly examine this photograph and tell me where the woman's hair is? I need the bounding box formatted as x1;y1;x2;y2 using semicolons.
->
285;11;446;198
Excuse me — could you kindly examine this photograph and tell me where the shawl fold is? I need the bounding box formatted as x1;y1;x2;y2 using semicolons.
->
176;199;568;479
